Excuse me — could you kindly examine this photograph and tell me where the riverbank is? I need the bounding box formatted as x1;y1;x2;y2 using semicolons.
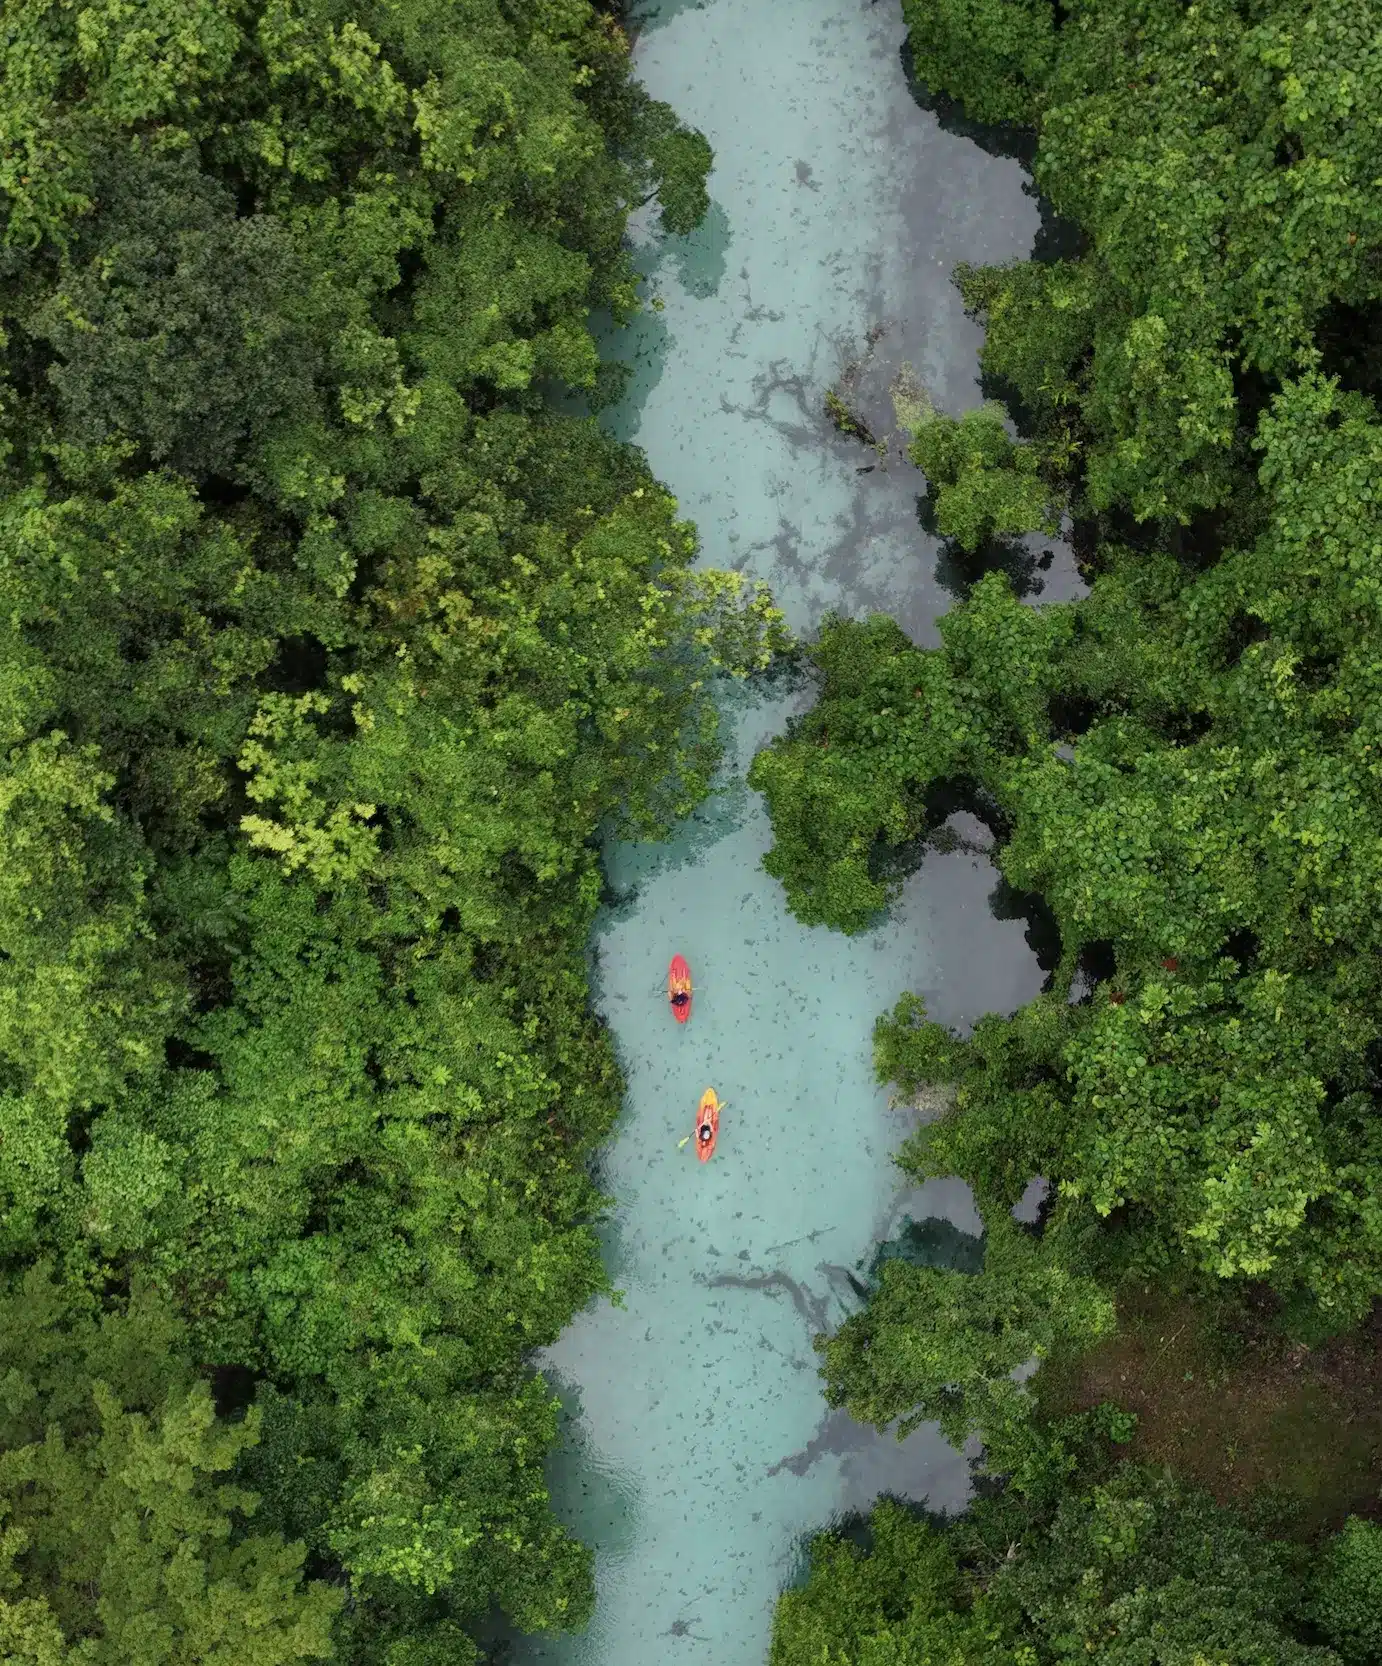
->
509;1;1056;1661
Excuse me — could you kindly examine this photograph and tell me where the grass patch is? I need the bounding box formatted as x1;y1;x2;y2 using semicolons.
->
1036;1284;1382;1536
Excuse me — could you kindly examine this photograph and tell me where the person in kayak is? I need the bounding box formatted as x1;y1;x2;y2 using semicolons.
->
671;989;690;1014
697;1117;714;1145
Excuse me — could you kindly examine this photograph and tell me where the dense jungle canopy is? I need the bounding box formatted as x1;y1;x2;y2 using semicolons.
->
5;0;1382;1661
0;2;784;1661
771;1457;1382;1666
754;0;1382;1659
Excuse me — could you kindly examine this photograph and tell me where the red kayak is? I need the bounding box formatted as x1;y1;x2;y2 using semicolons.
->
695;1088;720;1162
668;954;693;1023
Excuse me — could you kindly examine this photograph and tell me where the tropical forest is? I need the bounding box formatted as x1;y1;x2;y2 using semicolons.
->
0;0;1380;1664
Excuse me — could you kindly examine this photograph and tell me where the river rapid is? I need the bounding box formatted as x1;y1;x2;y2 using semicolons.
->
513;3;1066;1662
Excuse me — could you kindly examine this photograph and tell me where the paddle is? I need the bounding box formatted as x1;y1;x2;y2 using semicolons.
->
678;1102;731;1151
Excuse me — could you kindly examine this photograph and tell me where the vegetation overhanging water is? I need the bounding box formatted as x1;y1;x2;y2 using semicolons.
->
3;0;1382;1663
509;3;1057;1661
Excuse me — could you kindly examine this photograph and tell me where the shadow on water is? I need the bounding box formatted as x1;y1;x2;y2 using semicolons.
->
865;1214;985;1281
548;1375;642;1558
989;876;1062;991
590;198;737;435
918;487;1087;608
587;1209;636;1294
898;42;1037;170
908;389;1086;602
655;198;732;299
590;298;672;441
897;40;1088;268
858;788;1063;994
552;209;716;435
766;1201;990;1595
936;532;1064;601
868;778;1006;893
625;0;715;39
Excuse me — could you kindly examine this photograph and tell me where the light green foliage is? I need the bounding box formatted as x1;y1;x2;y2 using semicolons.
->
908;403;1055;551
772;1468;1335;1666
769;1499;980;1666
1311;1517;1382;1666
0;1265;340;1666
980;1467;1335;1666
0;2;767;1660
817;1212;1114;1448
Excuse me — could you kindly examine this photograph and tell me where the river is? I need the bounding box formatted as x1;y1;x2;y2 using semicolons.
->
512;3;1067;1662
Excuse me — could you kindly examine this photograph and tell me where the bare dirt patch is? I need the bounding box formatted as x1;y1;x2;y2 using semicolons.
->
1037;1284;1382;1536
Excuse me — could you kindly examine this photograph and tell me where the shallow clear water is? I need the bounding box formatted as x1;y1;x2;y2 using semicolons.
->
512;3;1059;1662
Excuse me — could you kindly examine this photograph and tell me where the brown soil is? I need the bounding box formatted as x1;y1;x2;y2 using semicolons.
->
1037;1284;1382;1536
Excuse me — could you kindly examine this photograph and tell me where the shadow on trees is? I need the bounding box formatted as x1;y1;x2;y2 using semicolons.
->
1315;299;1382;406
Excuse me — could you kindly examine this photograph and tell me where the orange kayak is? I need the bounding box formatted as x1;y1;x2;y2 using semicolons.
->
668;954;693;1023
695;1087;720;1162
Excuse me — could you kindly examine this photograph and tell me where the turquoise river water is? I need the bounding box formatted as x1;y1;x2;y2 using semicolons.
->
512;3;1075;1662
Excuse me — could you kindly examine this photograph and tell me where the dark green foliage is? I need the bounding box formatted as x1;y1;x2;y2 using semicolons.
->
915;0;1382;531
748;578;1073;932
0;1264;343;1665
34;149;319;477
0;1;778;1659
1311;1517;1382;1666
902;0;1056;127
772;1464;1340;1666
756;376;1382;1437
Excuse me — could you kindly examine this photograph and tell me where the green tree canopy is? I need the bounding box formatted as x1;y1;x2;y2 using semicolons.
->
752;0;1382;1460
0;1;783;1660
772;1468;1339;1666
0;1264;341;1666
900;0;1382;533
